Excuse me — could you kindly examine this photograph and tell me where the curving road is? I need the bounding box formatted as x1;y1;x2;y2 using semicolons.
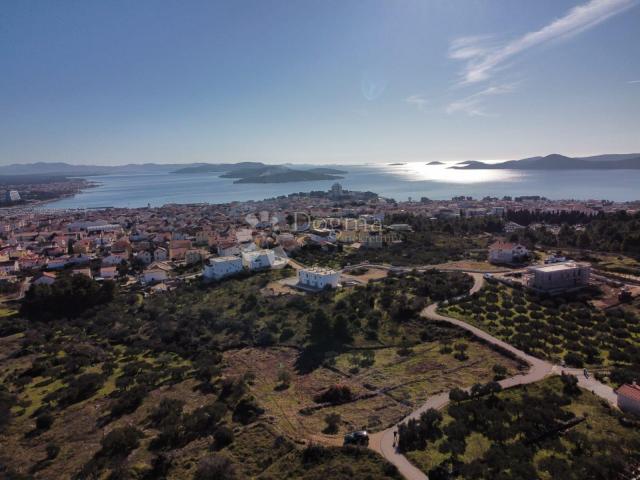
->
369;271;617;480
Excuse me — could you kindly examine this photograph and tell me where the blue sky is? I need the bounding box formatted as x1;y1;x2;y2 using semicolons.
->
1;0;639;166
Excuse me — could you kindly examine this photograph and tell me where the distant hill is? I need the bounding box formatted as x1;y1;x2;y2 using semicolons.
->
451;154;640;170
0;162;348;182
426;161;444;165
0;162;209;176
577;153;640;162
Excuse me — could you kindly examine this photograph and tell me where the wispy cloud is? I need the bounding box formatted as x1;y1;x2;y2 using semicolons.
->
629;79;640;84
446;83;518;116
449;0;636;84
405;94;428;110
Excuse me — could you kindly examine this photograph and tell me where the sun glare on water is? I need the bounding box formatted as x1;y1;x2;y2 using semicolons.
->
380;162;522;184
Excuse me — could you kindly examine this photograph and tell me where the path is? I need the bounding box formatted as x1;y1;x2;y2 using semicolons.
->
370;271;618;480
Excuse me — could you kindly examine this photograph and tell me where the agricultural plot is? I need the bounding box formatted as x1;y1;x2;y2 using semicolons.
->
442;282;640;384
403;376;640;480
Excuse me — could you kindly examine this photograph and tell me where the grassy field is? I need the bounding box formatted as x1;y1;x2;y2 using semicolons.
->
223;342;521;442
405;376;640;479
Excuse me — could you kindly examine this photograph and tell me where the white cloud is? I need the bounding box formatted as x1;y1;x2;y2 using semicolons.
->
405;94;429;110
629;79;640;84
446;83;518;116
450;0;636;84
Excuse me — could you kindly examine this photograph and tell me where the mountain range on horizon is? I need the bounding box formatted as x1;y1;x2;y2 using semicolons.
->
452;153;640;170
1;153;640;176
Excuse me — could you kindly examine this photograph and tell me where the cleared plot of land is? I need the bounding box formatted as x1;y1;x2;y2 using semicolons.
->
223;342;520;443
404;376;640;480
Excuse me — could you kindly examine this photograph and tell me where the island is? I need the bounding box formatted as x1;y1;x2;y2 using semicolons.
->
176;162;347;183
426;161;444;165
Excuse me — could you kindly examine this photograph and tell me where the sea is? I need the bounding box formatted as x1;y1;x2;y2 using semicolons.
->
44;163;640;209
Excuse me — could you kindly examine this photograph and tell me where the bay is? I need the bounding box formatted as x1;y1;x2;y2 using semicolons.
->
45;163;640;209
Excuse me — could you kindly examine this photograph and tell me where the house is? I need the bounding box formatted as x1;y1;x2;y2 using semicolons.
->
100;266;118;280
47;256;71;269
185;249;207;265
69;254;92;266
142;262;172;284
142;268;168;284
297;266;340;290
488;241;529;265
360;231;384;249
0;260;19;274
526;262;590;293
203;256;243;281
217;241;240;257
33;272;57;286
102;253;127;267
72;268;93;279
136;250;153;265
617;383;640;415
242;249;275;271
504;221;525;233
169;240;192;260
153;247;168;262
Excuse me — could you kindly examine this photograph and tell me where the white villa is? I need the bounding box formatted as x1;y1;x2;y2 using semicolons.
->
526;261;590;293
488;241;529;264
297;266;340;290
242;249;276;271
203;256;243;281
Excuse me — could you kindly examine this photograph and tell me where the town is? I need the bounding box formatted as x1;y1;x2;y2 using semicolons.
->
2;183;640;479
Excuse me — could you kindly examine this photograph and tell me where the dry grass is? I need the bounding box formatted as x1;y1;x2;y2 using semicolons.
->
223;342;520;444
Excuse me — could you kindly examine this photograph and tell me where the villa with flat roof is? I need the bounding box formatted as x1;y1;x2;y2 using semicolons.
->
203;256;243;281
297;266;340;290
526;261;590;293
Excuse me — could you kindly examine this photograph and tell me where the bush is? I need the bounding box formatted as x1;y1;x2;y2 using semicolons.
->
110;385;147;419
314;385;354;405
231;398;264;425
323;413;341;434
194;454;237;480
100;425;143;458
35;412;54;431
148;398;185;428
213;426;234;450
46;442;60;460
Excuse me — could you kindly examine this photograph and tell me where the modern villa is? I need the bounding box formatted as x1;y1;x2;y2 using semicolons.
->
203;256;243;281
526;261;591;293
297;266;340;290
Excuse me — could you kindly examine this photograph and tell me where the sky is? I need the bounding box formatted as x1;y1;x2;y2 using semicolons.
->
1;0;640;166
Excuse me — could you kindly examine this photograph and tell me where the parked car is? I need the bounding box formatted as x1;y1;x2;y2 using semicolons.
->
343;430;369;446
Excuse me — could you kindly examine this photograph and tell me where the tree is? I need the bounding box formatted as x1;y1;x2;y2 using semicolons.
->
308;309;331;344
333;315;352;344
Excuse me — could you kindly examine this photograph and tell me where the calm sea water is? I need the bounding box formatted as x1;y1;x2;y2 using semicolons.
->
45;163;640;209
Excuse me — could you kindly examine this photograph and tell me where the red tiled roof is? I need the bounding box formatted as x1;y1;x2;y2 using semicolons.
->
617;383;640;402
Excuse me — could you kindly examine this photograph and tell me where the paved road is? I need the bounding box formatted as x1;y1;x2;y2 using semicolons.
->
370;271;618;480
